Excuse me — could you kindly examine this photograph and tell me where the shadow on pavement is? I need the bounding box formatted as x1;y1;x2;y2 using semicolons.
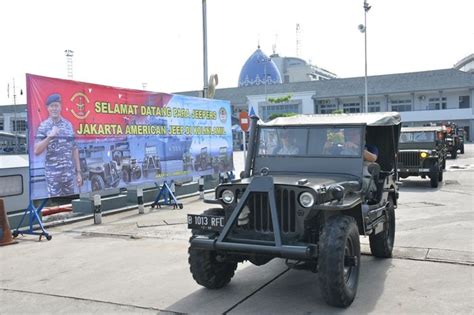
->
398;178;442;191
164;256;392;314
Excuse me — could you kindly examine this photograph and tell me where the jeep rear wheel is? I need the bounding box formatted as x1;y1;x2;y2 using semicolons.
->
369;196;395;258
188;209;237;289
318;215;360;308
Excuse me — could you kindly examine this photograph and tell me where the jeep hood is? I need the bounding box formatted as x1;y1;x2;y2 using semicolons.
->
241;174;360;190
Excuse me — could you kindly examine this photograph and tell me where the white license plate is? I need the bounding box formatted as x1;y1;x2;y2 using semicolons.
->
419;168;429;172
188;214;225;231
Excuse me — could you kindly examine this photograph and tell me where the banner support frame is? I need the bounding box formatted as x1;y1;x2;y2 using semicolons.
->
13;199;52;241
150;180;183;210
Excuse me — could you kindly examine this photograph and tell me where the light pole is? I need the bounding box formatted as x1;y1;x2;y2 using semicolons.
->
64;49;74;79
202;0;208;98
359;0;371;113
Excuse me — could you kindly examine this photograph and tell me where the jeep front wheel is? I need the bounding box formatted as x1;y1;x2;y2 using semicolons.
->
318;215;360;308
188;209;237;289
430;163;439;188
369;196;396;258
91;174;105;191
188;246;237;289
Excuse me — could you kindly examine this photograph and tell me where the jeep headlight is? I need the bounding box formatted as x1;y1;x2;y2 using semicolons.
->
221;190;234;204
299;192;315;208
420;152;428;158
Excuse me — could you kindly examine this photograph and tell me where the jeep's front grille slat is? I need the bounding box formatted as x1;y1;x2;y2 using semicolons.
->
243;187;297;234
398;151;420;167
290;191;296;232
282;189;288;232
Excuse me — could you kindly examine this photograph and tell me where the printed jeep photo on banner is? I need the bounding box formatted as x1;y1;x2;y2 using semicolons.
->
27;74;233;199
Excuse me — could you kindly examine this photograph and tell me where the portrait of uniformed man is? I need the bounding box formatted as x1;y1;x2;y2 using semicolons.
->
34;93;82;197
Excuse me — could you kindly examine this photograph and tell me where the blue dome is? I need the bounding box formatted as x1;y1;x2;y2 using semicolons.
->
238;48;282;87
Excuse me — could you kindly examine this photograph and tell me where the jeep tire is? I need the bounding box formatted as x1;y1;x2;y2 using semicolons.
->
91;174;105;191
188;209;237;289
318;215;360;308
369;196;395;258
451;150;457;159
122;169;131;183
429;163;439;188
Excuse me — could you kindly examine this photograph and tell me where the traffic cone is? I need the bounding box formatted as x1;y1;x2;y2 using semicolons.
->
0;199;17;246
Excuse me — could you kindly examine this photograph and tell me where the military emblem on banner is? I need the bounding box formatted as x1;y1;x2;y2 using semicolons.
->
219;107;227;123
70;92;91;120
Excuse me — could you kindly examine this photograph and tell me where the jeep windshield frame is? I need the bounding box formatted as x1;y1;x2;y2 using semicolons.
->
399;126;445;150
253;125;365;178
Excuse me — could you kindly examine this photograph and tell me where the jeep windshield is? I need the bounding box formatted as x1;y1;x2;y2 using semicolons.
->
400;131;435;143
257;126;363;157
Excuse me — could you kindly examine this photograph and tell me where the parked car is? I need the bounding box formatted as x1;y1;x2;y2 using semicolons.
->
212;146;232;173
398;126;447;188
194;147;212;171
80;145;121;191
111;142;142;183
444;123;460;159
142;143;162;178
456;127;465;154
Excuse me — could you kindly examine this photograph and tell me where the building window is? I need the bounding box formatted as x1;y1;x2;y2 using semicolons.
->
12;120;27;132
459;95;470;109
342;103;360;113
390;99;412;112
260;103;300;121
316;99;337;114
368;101;381;112
427;97;447;110
0;118;4;131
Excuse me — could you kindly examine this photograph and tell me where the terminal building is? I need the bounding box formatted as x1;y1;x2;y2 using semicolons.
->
180;51;474;141
1;53;473;153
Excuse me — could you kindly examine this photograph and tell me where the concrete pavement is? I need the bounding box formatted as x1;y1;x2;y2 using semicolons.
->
1;147;473;314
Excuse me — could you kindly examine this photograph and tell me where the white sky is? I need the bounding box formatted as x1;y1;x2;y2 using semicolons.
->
0;0;473;105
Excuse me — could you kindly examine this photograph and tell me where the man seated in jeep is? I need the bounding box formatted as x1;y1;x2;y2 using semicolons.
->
343;128;378;162
273;129;299;155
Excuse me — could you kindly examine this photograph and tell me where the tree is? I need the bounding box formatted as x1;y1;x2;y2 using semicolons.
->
268;112;298;121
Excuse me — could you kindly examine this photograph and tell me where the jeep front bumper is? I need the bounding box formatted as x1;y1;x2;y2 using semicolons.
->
190;237;318;260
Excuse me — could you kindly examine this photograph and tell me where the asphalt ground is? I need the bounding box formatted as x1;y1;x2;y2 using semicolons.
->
1;145;473;314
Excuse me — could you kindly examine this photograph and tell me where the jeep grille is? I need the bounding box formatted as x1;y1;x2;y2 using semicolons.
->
236;187;297;233
398;151;420;167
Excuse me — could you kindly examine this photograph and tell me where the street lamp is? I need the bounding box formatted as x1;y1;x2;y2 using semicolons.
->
64;49;74;79
202;0;208;98
358;0;371;113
